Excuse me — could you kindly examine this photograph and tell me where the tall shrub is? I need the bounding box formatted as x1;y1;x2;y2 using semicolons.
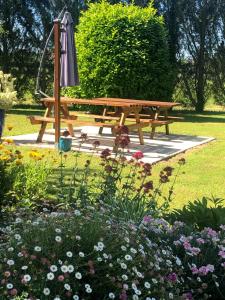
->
65;2;175;101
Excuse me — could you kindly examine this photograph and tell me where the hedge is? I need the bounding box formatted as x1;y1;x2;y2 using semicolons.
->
65;1;175;101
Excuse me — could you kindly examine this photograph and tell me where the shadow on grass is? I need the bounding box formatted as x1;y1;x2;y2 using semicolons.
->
173;110;225;123
8;107;225;123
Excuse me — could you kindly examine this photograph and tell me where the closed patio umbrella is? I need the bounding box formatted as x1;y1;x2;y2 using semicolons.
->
60;11;79;87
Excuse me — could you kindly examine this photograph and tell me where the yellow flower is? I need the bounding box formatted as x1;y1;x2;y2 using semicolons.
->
0;144;4;150
15;159;22;165
29;150;42;160
3;138;14;144
17;154;23;159
7;125;13;131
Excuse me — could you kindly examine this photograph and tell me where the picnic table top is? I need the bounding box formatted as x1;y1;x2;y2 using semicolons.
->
41;97;180;109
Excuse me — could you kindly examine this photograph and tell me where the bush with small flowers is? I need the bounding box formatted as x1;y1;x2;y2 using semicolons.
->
1;205;225;299
0;206;183;300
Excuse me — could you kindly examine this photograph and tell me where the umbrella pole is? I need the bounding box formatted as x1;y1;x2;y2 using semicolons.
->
54;19;61;145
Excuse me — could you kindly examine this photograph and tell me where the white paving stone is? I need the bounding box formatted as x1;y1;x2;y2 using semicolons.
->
7;126;215;164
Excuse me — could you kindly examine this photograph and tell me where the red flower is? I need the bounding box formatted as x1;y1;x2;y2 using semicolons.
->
132;151;144;160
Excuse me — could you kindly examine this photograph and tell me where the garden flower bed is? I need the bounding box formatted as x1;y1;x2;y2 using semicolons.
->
0;207;225;299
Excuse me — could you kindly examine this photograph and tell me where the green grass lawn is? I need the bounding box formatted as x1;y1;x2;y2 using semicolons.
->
2;106;225;209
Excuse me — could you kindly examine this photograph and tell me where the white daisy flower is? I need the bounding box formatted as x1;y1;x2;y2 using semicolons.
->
55;228;61;233
50;265;58;272
76;235;81;240
86;287;92;293
7;247;14;252
133;295;139;300
7;260;15;266
43;288;50;295
144;281;151;289
14;234;21;240
75;272;82;279
47;272;54;280
125;255;132;261
21;266;28;270
66;251;73;258
23;274;31;282
79;252;84;257
73;295;79;300
34;246;42;252
68;265;74;273
61;265;68;273
64;283;71;291
6;283;13;289
55;236;62;242
120;263;127;269
130;248;137;254
122;274;128;280
135;289;141;295
109;292;115;299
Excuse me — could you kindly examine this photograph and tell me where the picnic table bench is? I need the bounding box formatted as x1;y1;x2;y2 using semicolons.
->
28;97;181;146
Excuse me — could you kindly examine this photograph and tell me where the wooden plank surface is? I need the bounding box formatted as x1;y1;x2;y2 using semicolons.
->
96;97;180;108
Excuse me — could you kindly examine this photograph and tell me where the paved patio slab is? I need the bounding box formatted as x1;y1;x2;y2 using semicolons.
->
8;127;215;164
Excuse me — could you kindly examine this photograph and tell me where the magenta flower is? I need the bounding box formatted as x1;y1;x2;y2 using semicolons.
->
132;151;144;160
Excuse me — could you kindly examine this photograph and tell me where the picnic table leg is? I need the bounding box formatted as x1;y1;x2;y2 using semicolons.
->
98;108;107;135
134;107;144;145
164;109;170;135
61;104;74;137
37;103;53;143
150;109;159;139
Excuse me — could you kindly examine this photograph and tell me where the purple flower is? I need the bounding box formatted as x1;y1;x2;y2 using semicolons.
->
167;272;177;282
143;215;152;224
183;292;193;300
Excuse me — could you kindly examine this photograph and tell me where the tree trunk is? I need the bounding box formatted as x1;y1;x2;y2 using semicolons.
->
0;109;5;139
195;10;207;112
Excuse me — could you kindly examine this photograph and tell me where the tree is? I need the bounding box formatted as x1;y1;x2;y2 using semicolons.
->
0;0;80;98
176;0;223;112
68;2;175;101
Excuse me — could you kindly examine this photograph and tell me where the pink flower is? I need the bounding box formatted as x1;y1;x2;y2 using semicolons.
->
183;241;191;250
191;266;199;275
120;291;128;300
4;271;11;278
219;250;225;258
196;238;205;244
132;151;144;160
9;289;18;296
198;264;214;276
58;275;64;282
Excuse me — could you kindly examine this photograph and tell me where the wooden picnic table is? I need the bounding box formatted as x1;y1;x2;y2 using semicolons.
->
28;97;181;147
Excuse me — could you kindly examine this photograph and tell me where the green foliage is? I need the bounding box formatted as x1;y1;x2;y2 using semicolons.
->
66;2;175;100
0;144;52;212
0;71;17;110
166;196;225;230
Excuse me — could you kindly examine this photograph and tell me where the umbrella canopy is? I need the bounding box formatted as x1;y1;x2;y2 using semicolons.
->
60;11;79;87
